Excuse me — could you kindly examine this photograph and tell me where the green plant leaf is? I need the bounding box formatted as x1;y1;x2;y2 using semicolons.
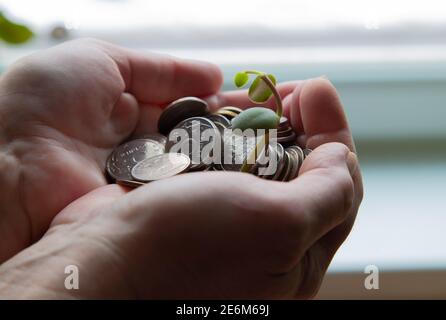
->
267;74;277;85
234;72;249;88
0;12;33;44
248;74;276;103
231;107;280;131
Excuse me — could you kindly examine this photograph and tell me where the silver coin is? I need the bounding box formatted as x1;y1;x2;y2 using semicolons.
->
205;113;232;127
279;151;292;181
131;153;190;182
264;143;286;180
158;97;209;135
221;130;258;171
285;146;302;181
133;133;167;147
106;139;166;181
166;117;220;171
254;143;282;179
214;121;228;137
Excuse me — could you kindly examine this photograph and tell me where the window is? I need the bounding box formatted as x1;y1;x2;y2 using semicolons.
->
1;0;446;298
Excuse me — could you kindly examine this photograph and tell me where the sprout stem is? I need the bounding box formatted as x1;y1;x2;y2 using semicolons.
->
240;130;270;173
244;70;283;118
238;70;282;173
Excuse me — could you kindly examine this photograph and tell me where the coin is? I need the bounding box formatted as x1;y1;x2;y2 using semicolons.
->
279;116;289;129
116;179;145;188
133;133;167;147
217;109;239;120
205;113;232;127
166;116;220;171
221;130;258;171
106;139;166;181
219;106;243;114
303;148;313;157
278;150;292;181
277;131;297;145
131;153;191;182
214;121;228;136
285;147;300;181
270;143;286;180
158;97;209;135
107;96;305;183
256;143;283;179
277;127;294;137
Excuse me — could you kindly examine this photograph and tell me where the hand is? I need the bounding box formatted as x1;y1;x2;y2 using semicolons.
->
0;38;222;262
0;39;363;299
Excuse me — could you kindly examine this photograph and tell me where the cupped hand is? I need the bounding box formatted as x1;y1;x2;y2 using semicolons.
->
0;39;363;299
0;39;221;261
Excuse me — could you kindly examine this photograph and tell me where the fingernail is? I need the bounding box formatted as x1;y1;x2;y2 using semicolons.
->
346;152;358;176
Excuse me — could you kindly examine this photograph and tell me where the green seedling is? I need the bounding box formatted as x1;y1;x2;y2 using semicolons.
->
231;70;283;173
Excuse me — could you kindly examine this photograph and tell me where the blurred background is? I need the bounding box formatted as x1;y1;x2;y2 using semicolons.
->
1;0;445;299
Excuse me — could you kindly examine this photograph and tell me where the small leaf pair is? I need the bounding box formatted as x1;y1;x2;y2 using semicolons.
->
234;71;277;104
231;70;284;173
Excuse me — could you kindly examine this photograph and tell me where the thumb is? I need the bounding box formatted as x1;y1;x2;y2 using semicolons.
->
285;142;357;249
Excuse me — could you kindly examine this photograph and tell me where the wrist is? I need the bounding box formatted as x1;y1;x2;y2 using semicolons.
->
0;223;137;299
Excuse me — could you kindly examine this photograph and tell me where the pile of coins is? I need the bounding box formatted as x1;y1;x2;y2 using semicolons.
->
106;97;311;188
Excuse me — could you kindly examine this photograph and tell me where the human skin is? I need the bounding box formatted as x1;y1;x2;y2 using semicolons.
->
0;39;363;299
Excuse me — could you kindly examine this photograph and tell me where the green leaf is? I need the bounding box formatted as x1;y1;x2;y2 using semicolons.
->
0;12;33;44
267;74;277;85
234;72;249;88
248;74;276;103
231;107;280;131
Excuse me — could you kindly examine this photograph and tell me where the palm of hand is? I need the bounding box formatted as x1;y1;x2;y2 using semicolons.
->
0;42;140;244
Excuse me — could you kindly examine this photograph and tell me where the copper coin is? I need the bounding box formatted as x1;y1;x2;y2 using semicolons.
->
217;109;239;120
116;179;145;188
219;106;243;114
205;113;232;127
158;97;209;135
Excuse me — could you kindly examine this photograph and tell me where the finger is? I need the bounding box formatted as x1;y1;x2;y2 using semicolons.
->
289;77;355;151
283;142;357;251
100;41;223;105
209;81;299;110
289;78;364;263
130;103;163;137
109;93;140;137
